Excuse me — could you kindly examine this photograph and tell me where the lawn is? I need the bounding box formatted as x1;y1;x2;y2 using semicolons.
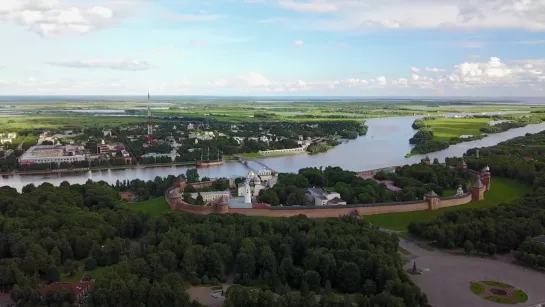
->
238;152;264;158
424;117;491;140
483;281;512;288
364;177;531;231
61;266;111;282
470;282;484;295
128;197;170;217
514;290;529;302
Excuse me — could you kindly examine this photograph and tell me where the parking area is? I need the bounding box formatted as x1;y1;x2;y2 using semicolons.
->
403;241;545;307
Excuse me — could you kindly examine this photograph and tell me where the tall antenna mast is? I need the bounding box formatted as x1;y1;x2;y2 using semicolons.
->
147;92;153;144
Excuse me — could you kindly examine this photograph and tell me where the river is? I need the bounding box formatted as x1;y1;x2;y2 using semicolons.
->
2;114;545;190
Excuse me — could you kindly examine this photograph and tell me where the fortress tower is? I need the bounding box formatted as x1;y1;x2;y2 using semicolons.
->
425;190;439;210
471;176;485;201
480;165;491;191
456;158;467;169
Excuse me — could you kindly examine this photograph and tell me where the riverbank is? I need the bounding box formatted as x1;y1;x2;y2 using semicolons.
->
3;117;545;191
235;150;308;159
0;161;201;176
409;116;544;156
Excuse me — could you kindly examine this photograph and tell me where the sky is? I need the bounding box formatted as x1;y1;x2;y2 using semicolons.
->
1;0;545;96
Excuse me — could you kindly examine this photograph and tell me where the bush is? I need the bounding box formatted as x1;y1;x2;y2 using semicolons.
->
84;257;98;271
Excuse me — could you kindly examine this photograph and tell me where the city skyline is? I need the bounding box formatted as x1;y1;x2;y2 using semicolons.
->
1;0;545;96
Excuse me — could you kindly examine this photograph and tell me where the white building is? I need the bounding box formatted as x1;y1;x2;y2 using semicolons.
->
237;170;278;199
303;188;346;206
141;150;179;162
190;191;231;202
19;145;86;165
0;132;17;144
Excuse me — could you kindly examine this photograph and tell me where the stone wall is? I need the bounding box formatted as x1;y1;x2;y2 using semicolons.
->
437;193;472;208
166;189;475;218
165;168;487;218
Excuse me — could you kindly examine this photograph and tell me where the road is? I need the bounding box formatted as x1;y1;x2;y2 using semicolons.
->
381;228;545;307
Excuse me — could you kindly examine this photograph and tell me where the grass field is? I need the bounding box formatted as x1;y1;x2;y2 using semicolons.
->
0;115;152;131
61;266;110;282
364;177;531;231
424;117;491;140
128;197;170;217
238;152;265;158
470;282;485;295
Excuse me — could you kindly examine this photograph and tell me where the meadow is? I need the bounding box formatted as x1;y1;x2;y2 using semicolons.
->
363;177;531;231
424;117;491;140
128;197;170;217
3;100;543;128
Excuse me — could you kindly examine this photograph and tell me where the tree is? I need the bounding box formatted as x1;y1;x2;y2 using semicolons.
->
195;193;204;206
186;169;200;183
303;270;320;291
300;280;310;296
84;257;98;271
464;240;474;255
136;188;150;201
336;262;360;293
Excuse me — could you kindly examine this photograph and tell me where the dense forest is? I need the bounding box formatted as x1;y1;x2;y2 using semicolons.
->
0;181;429;307
409;131;545;268
257;164;471;206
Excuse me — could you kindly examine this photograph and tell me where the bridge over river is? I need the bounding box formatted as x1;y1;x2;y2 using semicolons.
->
234;156;277;174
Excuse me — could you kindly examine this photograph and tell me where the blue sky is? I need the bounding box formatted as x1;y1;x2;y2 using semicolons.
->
0;0;545;96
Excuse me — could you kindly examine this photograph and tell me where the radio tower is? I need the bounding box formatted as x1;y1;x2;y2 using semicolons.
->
147;92;153;144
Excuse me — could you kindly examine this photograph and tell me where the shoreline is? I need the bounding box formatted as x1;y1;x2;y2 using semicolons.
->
0;150;311;176
0;161;203;176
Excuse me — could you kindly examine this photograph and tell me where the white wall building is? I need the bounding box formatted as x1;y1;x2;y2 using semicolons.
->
190;191;231;202
141;150;179;162
0;132;16;144
19;145;86;165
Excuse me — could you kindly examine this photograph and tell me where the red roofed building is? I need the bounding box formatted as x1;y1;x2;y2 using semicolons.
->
120;191;136;201
40;282;91;301
523;157;535;161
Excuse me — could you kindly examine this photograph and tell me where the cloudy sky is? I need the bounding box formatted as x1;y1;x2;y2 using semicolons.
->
1;0;545;96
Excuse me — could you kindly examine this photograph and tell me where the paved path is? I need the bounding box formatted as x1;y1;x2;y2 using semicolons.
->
381;228;545;307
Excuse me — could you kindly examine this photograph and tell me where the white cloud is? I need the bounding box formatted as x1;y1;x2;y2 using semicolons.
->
425;67;446;72
3;56;545;95
46;59;154;71
279;0;337;13
0;0;134;37
457;41;485;48
258;17;285;23
189;39;208;46
167;13;226;21
273;0;545;32
516;40;545;45
410;67;419;73
294;40;304;47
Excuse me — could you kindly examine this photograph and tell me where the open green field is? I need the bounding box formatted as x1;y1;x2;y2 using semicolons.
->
425;117;491;140
238;152;265;158
364;177;531;231
61;266;110;282
0;115;153;131
128;197;170;217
